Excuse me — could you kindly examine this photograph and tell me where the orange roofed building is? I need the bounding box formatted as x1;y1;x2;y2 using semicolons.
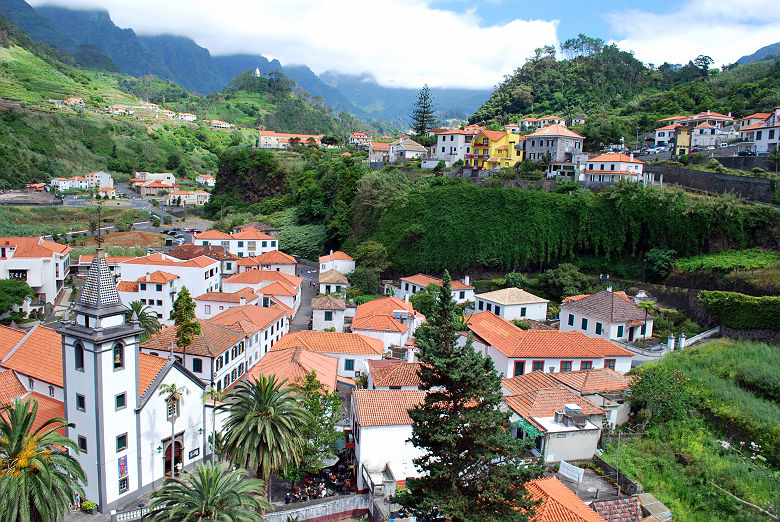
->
259;130;324;149
118;253;221;304
524;477;606;521
0;236;70;305
194;227;278;258
272;330;383;378
240;346;339;391
350;296;425;352
560;289;653;344
386;273;474;304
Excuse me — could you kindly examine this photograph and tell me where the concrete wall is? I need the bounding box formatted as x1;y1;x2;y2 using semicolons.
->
312;308;345;332
264;494;370;522
544;428;601;463
645;164;775;203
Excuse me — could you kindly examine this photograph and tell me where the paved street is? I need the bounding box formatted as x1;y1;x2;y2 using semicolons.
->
291;261;319;332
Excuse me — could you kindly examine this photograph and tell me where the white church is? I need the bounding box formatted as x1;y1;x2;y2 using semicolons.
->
58;250;213;513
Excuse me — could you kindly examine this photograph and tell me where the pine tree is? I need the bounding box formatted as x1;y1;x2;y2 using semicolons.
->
395;272;543;521
172;287;201;350
410;85;437;136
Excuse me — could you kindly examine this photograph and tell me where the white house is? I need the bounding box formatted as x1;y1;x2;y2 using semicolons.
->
311;296;346;332
210;305;289;361
388;138;427;162
63;96;85;108
549;368;633;429
272;330;383;378
50;176;88;191
474;287;548;322
117;271;181;325
85;171;114;189
349;132;370;146
350;296;424;351
177;112;197;122
319;250;355;275
559;289;653;343
434;129;479;166
654;123;680;147
194;288;259;319
741;106;780;154
75;255;134;277
584;153;651;184
167;244;239;279
0;236;70;305
466;311;634;377
130;171;176;185
502;372;604;463
318;269;349;296
58;250;209;513
259;130;324;149
119;253;221;300
388;273;474;304
239;346;339;392
351;389;427;492
367;360;422;390
165;190;211;207
195;228;279;258
222;270;303;318
195;174;216;187
237;250;297;276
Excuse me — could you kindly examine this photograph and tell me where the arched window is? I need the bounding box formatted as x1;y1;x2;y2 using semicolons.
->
28;378;34;390
113;343;124;370
48;385;54;397
75;343;85;372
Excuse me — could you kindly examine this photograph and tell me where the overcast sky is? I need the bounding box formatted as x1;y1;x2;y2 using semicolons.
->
29;0;780;89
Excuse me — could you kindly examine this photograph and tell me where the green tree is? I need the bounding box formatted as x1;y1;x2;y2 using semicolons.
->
0;278;34;314
159;384;189;477
645;247;676;282
353;240;390;272
395;273;543;520
281;371;342;482
693;55;714;75
505;272;528;289
218;375;310;482
148;461;270;522
537;263;593;301
767;148;780;175
348;266;381;295
409;283;440;319
202;386;222;464
410;85;437;136
0;397;86;522
165;153;181;170
629;366;695;427
172;287;201;350
125;300;162;341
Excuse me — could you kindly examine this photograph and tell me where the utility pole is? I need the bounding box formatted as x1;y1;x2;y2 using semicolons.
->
615;431;621;499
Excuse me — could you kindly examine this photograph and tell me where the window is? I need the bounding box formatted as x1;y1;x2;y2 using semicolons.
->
532;360;544;372
494;305;501;316
231;369;237;380
115;393;126;410
770;130;776;140
345;359;355;372
513;361;525;376
756;130;762;140
76;394;86;412
116;433;128;452
48;385;54;397
441;147;445;152
580;361;592;370
640;324;646;336
271;241;277;248
216;381;222;392
261;241;267;248
595;322;602;335
324;311;333;321
28;377;34;389
113;344;124;370
78;436;87;453
521;307;527;317
205;305;211;314
156;300;162;306
166;398;179;419
581;318;588;331
617;325;624;338
459;291;465;300
156;284;162;292
140;283;146;291
567;314;574;326
119;476;129;494
75;343;84;372
478;300;484;311
193;358;203;373
237;241;243;247
610;163;615;171
604;359;616;370
560;361;572;372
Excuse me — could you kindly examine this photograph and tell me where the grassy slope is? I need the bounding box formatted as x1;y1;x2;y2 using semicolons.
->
0;206;149;236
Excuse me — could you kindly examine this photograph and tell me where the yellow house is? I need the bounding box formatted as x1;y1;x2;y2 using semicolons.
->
466;130;525;170
673;127;691;156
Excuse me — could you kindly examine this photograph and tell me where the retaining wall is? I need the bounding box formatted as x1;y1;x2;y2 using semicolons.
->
646;164;775;203
264;494;371;522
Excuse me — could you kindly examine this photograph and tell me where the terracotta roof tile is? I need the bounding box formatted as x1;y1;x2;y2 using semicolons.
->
401;273;473;290
561;290;648;323
272;331;383;355
502;371;562;396
241;250;296;265
0;369;26;405
259;281;297;297
1;325;63;386
525;476;605;521
168;244;238;261
0;325;26;359
195;288;257;303
528;124;584;139
138;353;168;396
224;270;302;287
138;270;179;284
319;251;353;263
242;347;339;392
231;228;276;241
548;368;633;395
117;281;139;292
368;360;422;388
25;392;66;436
474;130;507;142
352;296;419;333
0;237;70;258
590;497;643;522
141;320;244;357
504;387;604;423
194;229;233;240
588;153;643;164
210;305;286;334
353;389;426;426
311;296;346;310
77;255;134;265
124;253;218;269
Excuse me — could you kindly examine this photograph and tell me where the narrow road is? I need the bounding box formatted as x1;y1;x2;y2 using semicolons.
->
290;260;319;332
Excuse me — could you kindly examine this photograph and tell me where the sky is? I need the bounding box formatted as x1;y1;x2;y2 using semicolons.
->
29;0;780;89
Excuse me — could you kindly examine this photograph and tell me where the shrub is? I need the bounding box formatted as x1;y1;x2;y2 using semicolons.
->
752;167;766;174
348;267;380;295
163;215;172;225
706;158;721;170
698;290;780;330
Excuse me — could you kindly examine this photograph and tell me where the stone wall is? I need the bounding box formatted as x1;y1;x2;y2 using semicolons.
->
264;494;371;522
592;455;643;496
645;164;776;203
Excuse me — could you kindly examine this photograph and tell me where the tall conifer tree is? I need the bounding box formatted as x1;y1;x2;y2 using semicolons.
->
410;85;437;136
395;272;543;520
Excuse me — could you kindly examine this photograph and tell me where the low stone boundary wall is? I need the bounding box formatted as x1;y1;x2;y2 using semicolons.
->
646;164;775;203
264;494;370;522
592;455;643;496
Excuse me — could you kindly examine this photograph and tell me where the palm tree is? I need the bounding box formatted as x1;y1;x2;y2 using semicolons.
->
159;383;189;477
125;300;161;341
0;397;87;521
218;375;310;482
148;461;269;522
201;386;222;463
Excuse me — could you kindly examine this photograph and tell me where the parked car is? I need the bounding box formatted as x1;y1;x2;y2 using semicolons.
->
706;146;715;150
738;149;757;156
719;143;730;148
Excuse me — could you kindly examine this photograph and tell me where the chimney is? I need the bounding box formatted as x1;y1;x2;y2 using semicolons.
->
404;293;410;303
463;275;470;286
240;297;246;306
629;152;634;162
606;285;613;292
728;112;732;117
707;110;710;115
330;249;333;255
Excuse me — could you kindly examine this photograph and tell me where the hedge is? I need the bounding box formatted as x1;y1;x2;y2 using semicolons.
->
698;290;780;330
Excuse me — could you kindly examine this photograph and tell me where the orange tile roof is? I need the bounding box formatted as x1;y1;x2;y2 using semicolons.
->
528;124;584;139
548;368;633;394
124;253;218;269
141;321;244;357
0;325;26;359
311;296;346;310
319;250;353;263
268;298;294;319
0;237;70;258
259;281;297;297
655;123;680;131
502;371;561;396
525;477;605;521
210;305;286;334
475;130;507;142
195;229;233;240
741;117;771;131
467;312;633;358
272;331;383;355
25;392;66;436
117;281;139;292
369;141;391;151
353;389;426;426
244;250;296;265
368;360;422;388
1;325;63;386
138;353;168;396
137;270;179;284
740;112;770;121
504;387;603;431
352;296;420;333
0;369;26;405
224;270;302;287
195;288;257;303
401;273;473;290
588;153;643;164
243;347;339;392
231;228;276;241
657;115;689;121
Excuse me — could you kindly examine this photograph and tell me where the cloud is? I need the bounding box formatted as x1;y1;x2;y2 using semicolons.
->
29;0;559;89
605;0;780;66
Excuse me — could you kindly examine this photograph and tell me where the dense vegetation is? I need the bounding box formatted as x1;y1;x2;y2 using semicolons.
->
0;206;149;236
604;339;779;521
675;248;779;272
699;290;780;330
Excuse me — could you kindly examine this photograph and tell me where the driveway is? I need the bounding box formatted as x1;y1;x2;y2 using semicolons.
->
290;261;319;332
